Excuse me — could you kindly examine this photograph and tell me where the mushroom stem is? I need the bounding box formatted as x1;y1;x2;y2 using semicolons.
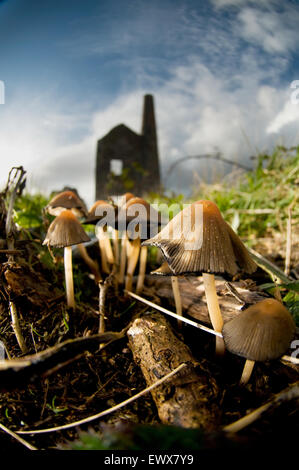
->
136;246;148;294
240;359;255;385
64;246;75;309
112;229;120;267
118;234;128;284
97;226;114;274
77;243;102;283
125;238;141;292
202;272;225;355
171;276;183;328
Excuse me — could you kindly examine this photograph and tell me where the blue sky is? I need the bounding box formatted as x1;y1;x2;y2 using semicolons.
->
0;0;299;205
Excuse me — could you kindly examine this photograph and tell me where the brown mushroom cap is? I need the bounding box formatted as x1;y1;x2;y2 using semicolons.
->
121;192;135;206
123;196;164;240
142;199;257;276
85;200;116;225
46;190;88;218
43;209;90;248
222;298;296;361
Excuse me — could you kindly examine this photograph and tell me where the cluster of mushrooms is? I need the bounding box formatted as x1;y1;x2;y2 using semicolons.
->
43;192;296;385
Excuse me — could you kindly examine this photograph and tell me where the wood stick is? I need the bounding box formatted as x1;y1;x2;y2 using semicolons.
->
0;423;37;450
127;312;220;429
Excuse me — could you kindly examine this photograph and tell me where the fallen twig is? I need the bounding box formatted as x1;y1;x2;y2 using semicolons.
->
125;290;222;337
0;422;37;450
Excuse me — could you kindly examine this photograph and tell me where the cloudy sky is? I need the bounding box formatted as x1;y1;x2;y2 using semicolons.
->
0;0;299;206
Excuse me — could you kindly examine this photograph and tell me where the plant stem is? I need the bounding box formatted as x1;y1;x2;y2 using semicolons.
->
64;246;75;309
9;301;28;354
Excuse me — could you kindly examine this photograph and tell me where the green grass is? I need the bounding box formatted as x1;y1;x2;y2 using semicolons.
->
191;145;298;239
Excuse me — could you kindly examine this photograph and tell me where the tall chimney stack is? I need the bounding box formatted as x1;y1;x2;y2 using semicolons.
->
141;94;160;191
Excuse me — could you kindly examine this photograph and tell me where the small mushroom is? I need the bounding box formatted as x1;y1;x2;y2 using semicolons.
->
43;209;90;309
46;190;88;218
143;200;257;355
222;298;296;384
151;261;183;327
124;196;162;293
45;190;100;282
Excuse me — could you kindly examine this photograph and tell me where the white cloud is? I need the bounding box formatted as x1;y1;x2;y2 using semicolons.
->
0;0;298;204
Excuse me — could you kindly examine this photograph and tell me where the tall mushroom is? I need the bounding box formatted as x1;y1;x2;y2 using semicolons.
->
142;200;257;355
222;298;296;384
43;209;90;309
45;190;101;282
117;193;135;284
85;200;115;274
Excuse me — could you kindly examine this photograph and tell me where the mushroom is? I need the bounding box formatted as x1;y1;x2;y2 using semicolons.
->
45;190;101;282
43;209;90;308
46;190;88;218
123;196;162;293
86;200;115;274
151;261;183;327
117;193;135;284
222;298;296;384
142;200;257;355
